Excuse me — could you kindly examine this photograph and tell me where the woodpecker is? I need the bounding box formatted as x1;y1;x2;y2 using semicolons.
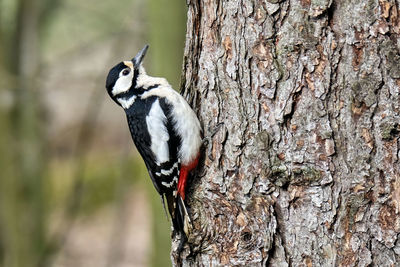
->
105;45;202;239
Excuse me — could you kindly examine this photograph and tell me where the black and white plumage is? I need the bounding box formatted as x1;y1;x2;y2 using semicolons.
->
105;45;202;237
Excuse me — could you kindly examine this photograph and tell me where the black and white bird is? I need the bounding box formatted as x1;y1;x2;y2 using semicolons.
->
105;45;202;239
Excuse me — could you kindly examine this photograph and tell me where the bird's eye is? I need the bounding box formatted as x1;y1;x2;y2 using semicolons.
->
122;69;130;76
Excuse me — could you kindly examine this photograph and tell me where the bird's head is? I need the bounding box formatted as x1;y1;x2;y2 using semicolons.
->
105;44;149;104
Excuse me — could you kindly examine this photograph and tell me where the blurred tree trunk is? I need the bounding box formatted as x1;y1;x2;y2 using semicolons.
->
175;0;400;266
0;0;61;266
4;0;46;266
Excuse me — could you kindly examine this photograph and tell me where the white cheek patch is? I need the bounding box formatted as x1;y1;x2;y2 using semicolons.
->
111;69;134;96
146;99;170;164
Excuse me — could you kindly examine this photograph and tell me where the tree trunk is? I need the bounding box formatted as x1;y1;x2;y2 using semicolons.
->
175;0;400;266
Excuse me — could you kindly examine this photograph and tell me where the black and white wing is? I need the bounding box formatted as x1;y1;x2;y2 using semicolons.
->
126;96;181;196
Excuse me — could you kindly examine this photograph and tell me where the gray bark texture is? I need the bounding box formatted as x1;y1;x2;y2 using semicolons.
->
174;0;400;266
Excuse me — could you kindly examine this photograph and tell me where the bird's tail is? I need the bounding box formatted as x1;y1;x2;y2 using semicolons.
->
166;193;192;237
177;195;192;236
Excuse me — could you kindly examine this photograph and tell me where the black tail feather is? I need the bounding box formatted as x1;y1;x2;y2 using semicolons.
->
176;196;184;230
165;194;191;237
165;194;192;255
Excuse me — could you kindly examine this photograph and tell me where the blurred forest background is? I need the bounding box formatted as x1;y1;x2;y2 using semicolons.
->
0;0;186;266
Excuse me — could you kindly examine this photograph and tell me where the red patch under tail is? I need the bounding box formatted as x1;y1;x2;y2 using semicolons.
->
177;154;199;200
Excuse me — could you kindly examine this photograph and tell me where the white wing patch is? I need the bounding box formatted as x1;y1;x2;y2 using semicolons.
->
146;99;170;164
142;86;202;165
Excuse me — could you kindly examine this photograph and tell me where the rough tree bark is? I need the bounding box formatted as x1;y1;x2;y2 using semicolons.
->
173;0;400;266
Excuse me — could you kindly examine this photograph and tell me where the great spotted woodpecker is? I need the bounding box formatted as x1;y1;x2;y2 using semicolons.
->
105;45;202;239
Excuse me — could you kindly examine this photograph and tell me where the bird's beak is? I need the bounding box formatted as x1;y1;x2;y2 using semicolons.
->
132;44;149;67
